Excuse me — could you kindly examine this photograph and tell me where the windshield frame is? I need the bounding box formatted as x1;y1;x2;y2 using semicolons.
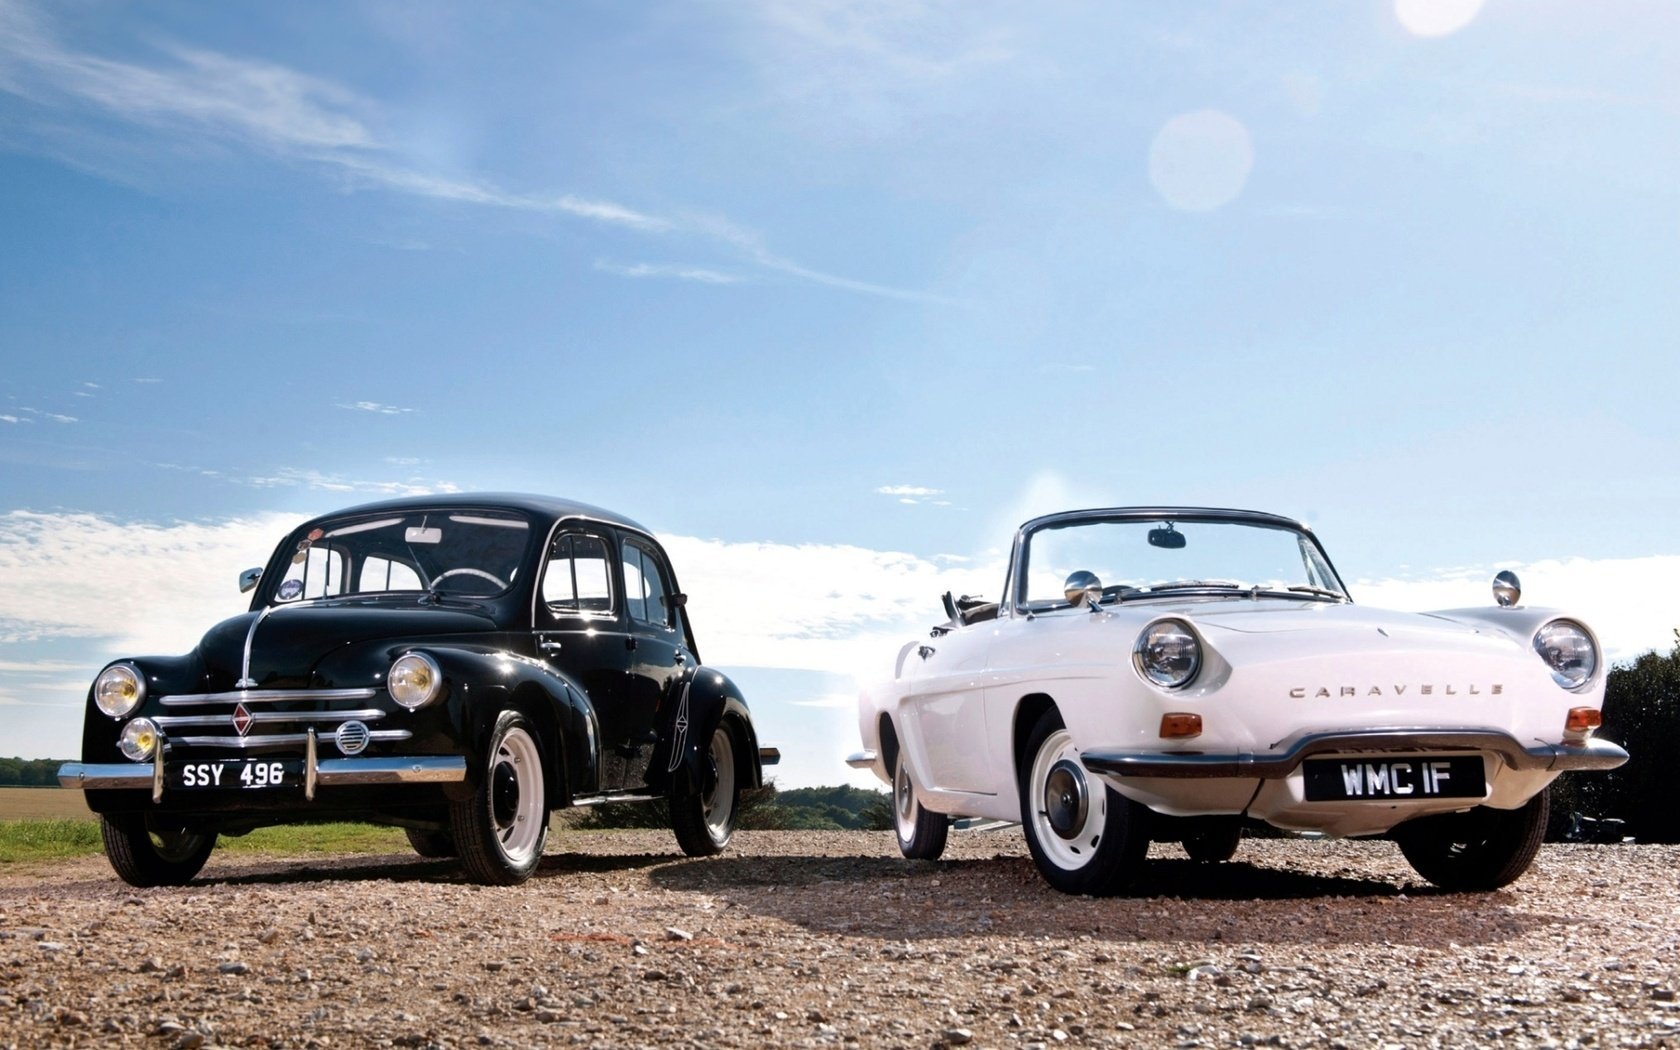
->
1002;507;1350;616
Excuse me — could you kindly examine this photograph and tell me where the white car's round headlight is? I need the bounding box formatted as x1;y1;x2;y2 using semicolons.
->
1134;619;1202;689
1534;620;1596;689
94;664;146;719
388;652;443;709
118;718;160;762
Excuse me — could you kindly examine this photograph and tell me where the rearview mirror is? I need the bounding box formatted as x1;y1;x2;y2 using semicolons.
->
405;526;443;544
238;567;263;593
1148;526;1186;549
1064;570;1103;607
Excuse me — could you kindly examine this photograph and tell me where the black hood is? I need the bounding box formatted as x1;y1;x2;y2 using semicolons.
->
197;602;500;690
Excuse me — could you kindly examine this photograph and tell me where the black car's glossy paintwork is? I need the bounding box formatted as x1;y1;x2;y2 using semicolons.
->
75;493;765;834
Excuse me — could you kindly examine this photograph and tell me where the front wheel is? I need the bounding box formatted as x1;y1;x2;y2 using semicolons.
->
1018;709;1151;896
100;814;217;887
450;710;548;885
404;826;457;859
1394;788;1549;891
1182;817;1242;863
892;744;948;860
672;722;739;856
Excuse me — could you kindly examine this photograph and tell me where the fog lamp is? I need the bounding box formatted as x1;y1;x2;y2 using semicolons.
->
118;718;160;762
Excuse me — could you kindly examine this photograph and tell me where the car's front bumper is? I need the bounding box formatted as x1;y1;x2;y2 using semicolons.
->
1079;727;1628;779
60;726;467;805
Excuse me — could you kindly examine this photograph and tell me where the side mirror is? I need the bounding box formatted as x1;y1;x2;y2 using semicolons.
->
1064;570;1103;608
1148;526;1186;549
1492;570;1521;608
238;567;263;594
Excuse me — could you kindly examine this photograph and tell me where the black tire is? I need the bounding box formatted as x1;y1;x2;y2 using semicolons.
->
450;710;548;885
404;826;457;859
1394;787;1549;892
100;814;217;887
891;743;948;861
1018;708;1152;896
1182;818;1242;863
672;721;740;857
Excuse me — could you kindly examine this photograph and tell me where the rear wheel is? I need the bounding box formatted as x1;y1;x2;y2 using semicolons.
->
451;710;548;885
892;744;948;861
1019;709;1151;896
672;722;740;856
100;814;217;887
1394;788;1549;891
1182;818;1242;863
404;826;457;859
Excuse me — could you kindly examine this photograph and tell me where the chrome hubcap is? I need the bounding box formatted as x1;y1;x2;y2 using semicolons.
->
1044;759;1088;840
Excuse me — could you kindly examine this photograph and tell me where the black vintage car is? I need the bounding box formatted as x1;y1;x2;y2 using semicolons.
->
59;494;777;886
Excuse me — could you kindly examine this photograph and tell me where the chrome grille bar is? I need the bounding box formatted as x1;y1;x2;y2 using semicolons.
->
171;729;412;749
160;687;380;706
154;709;387;730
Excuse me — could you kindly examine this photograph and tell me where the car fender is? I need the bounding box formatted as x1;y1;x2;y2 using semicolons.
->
418;645;600;805
654;666;764;799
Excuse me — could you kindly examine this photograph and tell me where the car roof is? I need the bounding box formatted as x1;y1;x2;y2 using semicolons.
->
1019;506;1313;533
293;492;654;536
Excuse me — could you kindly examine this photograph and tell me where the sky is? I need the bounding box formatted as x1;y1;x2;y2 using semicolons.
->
1;0;1676;793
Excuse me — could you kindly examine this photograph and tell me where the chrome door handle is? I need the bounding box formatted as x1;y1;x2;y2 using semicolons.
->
539;640;563;653
917;645;936;660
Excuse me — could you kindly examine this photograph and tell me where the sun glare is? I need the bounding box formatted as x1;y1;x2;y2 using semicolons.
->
1147;109;1255;213
1394;0;1485;38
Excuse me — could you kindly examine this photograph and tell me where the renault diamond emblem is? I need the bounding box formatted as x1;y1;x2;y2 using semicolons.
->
232;702;253;737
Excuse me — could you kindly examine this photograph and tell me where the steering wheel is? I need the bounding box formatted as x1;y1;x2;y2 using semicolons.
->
431;568;508;590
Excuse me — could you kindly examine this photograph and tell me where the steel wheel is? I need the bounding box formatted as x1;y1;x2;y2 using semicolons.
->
451;710;548;885
672;722;741;856
100;814;217;887
703;725;737;843
892;743;948;861
1018;708;1151;896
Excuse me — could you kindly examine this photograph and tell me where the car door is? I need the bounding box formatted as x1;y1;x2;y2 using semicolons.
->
534;527;633;793
617;533;691;792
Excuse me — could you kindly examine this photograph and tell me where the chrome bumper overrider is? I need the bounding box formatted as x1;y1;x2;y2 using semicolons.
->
1079;728;1630;780
845;749;879;769
58;725;466;804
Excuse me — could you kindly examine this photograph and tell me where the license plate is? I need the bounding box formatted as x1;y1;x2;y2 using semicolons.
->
175;759;300;791
1302;755;1484;802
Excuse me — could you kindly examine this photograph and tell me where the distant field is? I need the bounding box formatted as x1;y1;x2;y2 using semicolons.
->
0;786;91;821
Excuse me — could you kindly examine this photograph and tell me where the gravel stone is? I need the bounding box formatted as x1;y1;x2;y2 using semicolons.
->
0;832;1675;1047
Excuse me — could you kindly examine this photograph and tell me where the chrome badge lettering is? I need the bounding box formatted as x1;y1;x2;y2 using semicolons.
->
1292;683;1504;699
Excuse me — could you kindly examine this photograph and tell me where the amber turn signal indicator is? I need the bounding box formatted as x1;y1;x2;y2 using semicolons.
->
1159;712;1203;739
1565;707;1602;733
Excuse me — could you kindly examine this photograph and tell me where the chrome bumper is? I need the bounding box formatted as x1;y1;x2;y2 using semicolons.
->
1080;729;1629;780
59;725;467;803
845;749;879;770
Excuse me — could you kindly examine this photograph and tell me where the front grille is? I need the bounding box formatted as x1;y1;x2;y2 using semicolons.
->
153;687;410;750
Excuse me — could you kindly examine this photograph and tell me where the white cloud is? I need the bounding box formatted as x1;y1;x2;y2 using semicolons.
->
0;415;27;424
594;260;742;285
239;467;459;497
876;484;942;498
336;400;416;415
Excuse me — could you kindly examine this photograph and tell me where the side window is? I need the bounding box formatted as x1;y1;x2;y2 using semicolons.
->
276;545;347;601
622;541;671;628
359;556;423;592
542;533;613;615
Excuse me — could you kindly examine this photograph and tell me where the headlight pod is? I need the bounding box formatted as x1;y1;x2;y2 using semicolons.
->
118;718;160;762
1134;619;1202;690
94;663;146;719
388;652;444;709
1534;620;1597;689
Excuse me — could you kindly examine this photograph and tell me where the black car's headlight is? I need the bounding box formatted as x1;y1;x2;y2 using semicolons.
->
1533;620;1597;689
118;718;160;762
388;652;444;709
94;663;146;719
1133;619;1202;689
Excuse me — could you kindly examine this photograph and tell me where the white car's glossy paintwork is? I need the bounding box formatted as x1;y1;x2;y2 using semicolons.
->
856;511;1622;841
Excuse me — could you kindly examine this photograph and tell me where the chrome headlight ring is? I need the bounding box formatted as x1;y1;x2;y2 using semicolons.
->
1533;620;1597;690
1133;618;1202;690
388;652;444;710
94;663;146;719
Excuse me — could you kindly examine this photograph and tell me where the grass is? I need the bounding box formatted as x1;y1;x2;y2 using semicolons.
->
0;817;410;864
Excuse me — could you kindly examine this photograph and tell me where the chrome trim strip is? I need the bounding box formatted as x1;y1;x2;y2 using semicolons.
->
844;749;877;769
161;687;380;706
58;762;152;790
154;709;387;729
569;792;664;807
237;606;277;689
1080;729;1630;780
170;729;411;749
314;757;467;786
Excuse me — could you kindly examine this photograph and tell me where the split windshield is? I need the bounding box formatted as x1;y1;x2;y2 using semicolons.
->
1020;517;1345;610
270;510;533;603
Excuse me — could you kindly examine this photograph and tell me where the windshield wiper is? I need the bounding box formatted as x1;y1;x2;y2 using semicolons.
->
1282;585;1347;602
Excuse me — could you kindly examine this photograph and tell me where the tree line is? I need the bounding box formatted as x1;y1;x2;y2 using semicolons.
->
0;758;62;787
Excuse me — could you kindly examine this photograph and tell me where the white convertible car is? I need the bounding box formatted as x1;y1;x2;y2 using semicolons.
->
850;507;1627;895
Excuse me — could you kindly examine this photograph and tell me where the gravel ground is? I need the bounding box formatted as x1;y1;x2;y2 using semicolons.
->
1;830;1676;1049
